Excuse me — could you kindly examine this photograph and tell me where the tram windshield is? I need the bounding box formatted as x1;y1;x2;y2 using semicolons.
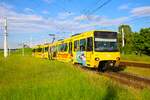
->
94;31;118;52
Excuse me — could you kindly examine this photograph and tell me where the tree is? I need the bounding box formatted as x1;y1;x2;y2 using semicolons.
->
118;25;132;35
133;32;144;55
133;28;150;56
118;24;133;53
140;28;150;55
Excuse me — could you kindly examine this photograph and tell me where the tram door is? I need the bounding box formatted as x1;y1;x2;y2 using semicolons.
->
86;37;93;67
69;42;73;61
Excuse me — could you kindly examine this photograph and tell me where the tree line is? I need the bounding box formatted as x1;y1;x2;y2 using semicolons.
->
118;25;150;56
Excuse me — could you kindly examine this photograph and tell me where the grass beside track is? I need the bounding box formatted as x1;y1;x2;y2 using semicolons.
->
121;54;150;79
0;54;150;100
123;67;150;79
121;54;150;64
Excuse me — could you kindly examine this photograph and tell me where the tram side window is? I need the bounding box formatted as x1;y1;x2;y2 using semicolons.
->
60;44;63;51
59;43;68;52
69;42;72;54
87;37;93;51
80;39;86;51
64;43;68;52
37;48;42;52
45;47;48;52
74;40;79;51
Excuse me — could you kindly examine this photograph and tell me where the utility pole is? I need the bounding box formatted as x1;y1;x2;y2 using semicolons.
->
122;27;125;54
4;17;8;58
30;36;32;48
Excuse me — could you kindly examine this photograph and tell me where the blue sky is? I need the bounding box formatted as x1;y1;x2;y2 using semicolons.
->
0;0;150;48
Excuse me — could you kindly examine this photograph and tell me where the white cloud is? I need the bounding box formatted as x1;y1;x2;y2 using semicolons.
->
130;6;150;17
118;4;130;10
0;2;130;35
57;12;74;19
0;2;133;48
24;8;34;13
42;10;49;14
97;17;129;26
0;4;54;33
73;15;128;27
74;15;88;21
74;15;105;22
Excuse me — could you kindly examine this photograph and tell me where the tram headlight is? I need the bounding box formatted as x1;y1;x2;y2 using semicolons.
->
95;57;100;61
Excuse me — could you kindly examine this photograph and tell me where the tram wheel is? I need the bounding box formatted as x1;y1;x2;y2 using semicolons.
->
99;61;108;72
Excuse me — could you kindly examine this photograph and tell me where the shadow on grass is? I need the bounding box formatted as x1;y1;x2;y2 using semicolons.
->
102;84;118;100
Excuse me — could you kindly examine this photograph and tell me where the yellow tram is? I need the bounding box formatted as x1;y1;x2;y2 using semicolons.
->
32;45;43;58
32;30;120;71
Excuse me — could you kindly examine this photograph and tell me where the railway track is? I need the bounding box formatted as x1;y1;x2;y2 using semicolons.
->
120;61;150;68
75;65;150;89
103;72;150;89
